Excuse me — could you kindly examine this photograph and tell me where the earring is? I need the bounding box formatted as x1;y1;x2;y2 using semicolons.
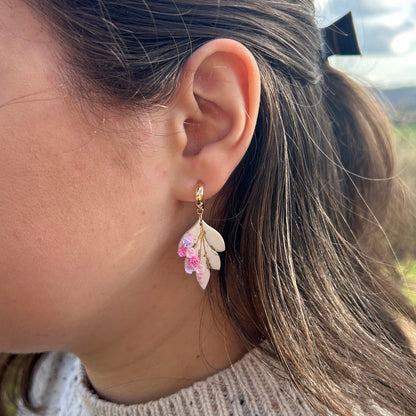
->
177;184;225;290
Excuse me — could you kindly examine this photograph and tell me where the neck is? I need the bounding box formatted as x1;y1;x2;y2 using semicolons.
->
75;261;246;404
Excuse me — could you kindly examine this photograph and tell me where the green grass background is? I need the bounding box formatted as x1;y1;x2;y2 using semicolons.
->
395;123;416;308
401;261;416;306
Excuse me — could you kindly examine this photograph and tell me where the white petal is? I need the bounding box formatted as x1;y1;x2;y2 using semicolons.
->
197;267;211;290
205;247;221;270
201;220;225;252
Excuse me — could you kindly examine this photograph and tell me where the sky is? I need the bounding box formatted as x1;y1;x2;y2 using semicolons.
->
314;0;416;89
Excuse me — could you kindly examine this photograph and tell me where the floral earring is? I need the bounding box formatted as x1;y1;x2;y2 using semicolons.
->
177;184;225;289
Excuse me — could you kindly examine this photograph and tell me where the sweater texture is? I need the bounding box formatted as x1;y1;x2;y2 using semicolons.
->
18;348;317;416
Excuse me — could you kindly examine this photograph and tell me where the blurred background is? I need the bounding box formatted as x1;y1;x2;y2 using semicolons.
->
315;0;416;89
315;1;416;324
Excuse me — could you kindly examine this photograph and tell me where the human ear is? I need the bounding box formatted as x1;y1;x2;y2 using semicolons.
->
167;38;261;202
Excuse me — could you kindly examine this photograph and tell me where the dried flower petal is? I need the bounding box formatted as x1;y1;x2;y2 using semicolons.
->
196;264;205;274
185;263;195;274
188;255;200;267
186;248;196;258
177;245;187;257
181;235;193;248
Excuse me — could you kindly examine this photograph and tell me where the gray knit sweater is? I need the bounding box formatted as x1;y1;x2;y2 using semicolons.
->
18;348;317;416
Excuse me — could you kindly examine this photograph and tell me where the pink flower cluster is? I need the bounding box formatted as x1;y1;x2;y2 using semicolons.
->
178;233;205;281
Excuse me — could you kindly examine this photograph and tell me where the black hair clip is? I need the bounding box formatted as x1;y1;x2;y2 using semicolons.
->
320;12;361;60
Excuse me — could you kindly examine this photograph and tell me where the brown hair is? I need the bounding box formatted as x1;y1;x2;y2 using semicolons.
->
1;1;415;415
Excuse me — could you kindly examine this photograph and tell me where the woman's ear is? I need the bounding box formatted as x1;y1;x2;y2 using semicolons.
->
167;38;261;202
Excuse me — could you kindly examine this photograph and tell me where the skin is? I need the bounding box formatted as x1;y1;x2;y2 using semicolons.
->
0;0;261;405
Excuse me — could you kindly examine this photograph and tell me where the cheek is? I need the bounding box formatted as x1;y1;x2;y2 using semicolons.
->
0;104;157;352
0;2;170;352
0;148;108;351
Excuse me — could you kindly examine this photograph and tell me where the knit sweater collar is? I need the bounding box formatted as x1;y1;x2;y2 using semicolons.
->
76;347;287;415
25;347;316;416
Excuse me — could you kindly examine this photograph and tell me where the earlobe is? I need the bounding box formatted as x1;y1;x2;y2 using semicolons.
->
169;39;261;202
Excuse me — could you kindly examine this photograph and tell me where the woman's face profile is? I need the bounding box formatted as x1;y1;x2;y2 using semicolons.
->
0;0;180;354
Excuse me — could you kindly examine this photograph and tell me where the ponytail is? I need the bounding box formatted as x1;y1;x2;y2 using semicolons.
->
214;62;416;415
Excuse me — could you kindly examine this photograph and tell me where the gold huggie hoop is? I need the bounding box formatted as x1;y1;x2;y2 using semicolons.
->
196;184;204;219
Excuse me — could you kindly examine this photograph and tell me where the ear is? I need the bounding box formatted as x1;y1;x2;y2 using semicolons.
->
167;39;261;202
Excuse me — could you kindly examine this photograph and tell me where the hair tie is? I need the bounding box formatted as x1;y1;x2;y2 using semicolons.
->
320;12;361;60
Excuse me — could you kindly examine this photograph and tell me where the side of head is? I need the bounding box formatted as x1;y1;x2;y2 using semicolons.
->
1;0;415;415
